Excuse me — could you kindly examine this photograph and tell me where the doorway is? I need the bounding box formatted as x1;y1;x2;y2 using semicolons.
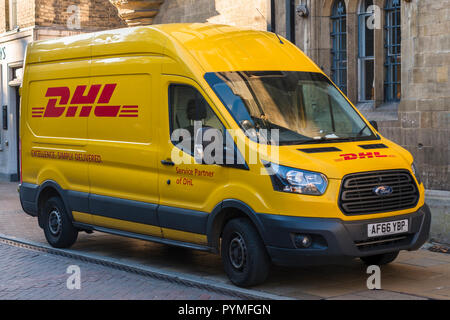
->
14;86;20;181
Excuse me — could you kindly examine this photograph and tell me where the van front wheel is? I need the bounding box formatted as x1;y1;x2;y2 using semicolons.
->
221;218;270;287
43;196;78;248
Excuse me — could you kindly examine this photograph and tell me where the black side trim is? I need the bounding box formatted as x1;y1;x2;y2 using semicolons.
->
73;222;212;252
89;194;159;226
358;143;388;149
34;180;76;225
158;205;208;235
206;199;267;252
23;182;211;238
298;147;341;153
258;205;430;266
19;183;40;216
66;190;89;213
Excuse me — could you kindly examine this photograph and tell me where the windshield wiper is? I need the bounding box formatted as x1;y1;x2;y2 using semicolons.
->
294;136;359;145
357;123;369;137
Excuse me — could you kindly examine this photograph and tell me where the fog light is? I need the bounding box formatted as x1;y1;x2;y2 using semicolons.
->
294;234;312;248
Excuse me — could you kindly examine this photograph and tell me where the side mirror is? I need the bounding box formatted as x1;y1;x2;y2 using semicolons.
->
369;120;378;131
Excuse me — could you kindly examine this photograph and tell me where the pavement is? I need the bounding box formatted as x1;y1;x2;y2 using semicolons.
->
0;242;235;300
0;181;449;300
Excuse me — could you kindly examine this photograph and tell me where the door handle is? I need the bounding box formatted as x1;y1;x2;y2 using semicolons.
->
161;159;175;166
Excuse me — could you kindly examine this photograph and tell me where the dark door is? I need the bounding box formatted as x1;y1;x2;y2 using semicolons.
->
15;87;20;181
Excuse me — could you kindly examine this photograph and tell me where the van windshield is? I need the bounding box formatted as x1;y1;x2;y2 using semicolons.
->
204;71;377;145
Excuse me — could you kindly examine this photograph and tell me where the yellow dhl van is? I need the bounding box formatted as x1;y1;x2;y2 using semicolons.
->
19;23;430;287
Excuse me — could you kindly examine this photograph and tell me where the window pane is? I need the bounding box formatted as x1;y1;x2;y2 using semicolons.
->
364;59;374;101
365;16;374;57
169;85;224;154
384;0;401;102
205;71;375;144
331;0;347;94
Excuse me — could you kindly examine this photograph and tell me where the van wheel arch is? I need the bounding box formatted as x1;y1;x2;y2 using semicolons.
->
207;200;267;254
36;181;73;228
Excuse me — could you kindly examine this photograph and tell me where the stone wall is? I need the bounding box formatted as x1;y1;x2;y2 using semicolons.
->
153;0;268;30
34;0;126;31
0;0;125;33
427;190;450;245
0;1;6;33
17;0;35;28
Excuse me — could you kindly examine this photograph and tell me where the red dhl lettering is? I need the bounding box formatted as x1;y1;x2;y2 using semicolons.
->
335;152;393;161
31;84;138;118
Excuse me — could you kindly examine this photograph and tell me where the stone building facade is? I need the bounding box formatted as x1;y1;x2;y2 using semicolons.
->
152;0;268;30
0;0;125;181
0;0;125;34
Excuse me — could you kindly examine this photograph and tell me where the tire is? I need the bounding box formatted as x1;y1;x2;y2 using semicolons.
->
360;251;399;265
42;196;78;248
221;218;270;287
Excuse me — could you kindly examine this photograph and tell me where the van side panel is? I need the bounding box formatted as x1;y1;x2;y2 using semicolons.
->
23;60;91;195
87;56;163;237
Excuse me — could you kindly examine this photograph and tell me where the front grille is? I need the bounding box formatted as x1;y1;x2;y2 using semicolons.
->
339;170;419;215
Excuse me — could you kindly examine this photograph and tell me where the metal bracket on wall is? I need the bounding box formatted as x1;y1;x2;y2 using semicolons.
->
2;106;7;130
296;4;309;17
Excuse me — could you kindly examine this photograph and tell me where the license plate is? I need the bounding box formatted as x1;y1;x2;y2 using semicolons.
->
367;219;408;237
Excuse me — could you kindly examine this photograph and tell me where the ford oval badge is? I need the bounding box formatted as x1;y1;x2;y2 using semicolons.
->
373;185;393;196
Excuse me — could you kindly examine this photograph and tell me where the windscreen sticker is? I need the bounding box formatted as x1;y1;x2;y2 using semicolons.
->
31;84;138;118
335;152;396;161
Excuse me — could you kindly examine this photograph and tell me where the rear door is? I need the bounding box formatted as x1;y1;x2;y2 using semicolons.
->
24;60;91;197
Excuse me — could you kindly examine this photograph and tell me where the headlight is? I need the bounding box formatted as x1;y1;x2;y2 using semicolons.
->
265;163;328;195
411;162;422;185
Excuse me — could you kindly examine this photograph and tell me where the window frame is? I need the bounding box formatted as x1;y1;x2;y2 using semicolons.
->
384;0;402;102
357;0;375;102
330;0;348;95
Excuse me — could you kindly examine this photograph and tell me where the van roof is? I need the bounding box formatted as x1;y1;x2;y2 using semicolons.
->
26;23;321;73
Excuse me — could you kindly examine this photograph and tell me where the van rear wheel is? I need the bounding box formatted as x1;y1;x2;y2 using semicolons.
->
221;218;270;287
42;196;78;248
360;251;399;265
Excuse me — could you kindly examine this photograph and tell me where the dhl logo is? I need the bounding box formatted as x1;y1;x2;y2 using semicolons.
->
335;152;395;161
31;84;138;118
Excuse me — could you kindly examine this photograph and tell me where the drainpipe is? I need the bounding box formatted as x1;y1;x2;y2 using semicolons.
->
285;0;295;44
268;0;276;32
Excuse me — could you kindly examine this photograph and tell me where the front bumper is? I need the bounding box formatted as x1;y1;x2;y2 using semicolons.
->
257;204;431;267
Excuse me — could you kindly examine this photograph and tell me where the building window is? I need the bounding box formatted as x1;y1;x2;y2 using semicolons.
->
331;0;347;95
8;0;18;30
358;0;375;102
384;0;401;102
